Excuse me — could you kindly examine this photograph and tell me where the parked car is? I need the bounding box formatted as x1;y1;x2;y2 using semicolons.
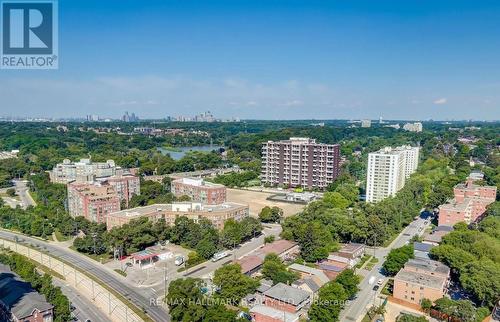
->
174;256;184;266
373;285;380;291
211;251;229;262
377;278;384;285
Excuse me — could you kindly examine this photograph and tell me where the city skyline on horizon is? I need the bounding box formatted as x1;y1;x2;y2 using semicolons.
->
1;0;500;120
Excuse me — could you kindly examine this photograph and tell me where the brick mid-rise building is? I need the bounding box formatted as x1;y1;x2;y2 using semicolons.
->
67;182;120;223
261;137;340;189
105;202;249;230
171;177;226;204
393;258;450;305
99;173;140;207
438;179;496;226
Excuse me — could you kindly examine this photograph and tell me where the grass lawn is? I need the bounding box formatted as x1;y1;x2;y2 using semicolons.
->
54;229;70;242
381;279;394;296
365;257;379;271
355;255;372;269
69;246;112;264
114;269;127;277
382;233;399;247
361;313;372;322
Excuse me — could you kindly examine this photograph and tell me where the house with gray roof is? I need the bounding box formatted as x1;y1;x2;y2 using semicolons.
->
263;283;310;314
0;264;54;322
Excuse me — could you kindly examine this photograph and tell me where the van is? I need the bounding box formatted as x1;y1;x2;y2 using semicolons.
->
211;251;228;262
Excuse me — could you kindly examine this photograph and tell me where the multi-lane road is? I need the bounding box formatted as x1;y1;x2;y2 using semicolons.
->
0;229;170;322
0;224;282;322
52;278;112;322
341;214;431;321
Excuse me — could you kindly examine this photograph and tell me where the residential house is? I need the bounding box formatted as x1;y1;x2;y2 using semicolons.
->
0;264;54;322
250;305;299;322
263;283;310;314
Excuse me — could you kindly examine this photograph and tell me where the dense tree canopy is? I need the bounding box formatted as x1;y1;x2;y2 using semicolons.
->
430;227;500;308
212;264;259;305
382;245;414;276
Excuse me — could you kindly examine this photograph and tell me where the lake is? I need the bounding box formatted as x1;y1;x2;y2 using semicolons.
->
157;145;224;160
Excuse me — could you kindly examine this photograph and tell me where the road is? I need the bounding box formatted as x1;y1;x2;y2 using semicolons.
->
13;180;37;208
0;229;170;322
52;278;112;322
188;223;282;277
341;214;431;321
0;224;282;321
148;224;283;297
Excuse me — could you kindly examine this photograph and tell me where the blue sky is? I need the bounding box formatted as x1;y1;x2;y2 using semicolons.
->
1;0;500;120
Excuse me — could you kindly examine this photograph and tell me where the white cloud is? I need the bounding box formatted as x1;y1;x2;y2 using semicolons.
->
281;100;303;107
433;98;447;105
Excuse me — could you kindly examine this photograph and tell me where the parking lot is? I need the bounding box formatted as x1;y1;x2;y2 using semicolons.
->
104;243;191;288
226;188;306;217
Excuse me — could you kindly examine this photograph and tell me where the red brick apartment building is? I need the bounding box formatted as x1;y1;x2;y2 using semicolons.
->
394;258;450;305
261;137;340;189
67;182;120;223
99;173;140;207
438;179;496;226
171;177;226;205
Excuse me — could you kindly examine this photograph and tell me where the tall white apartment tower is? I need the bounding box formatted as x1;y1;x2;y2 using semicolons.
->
400;145;420;178
366;145;419;203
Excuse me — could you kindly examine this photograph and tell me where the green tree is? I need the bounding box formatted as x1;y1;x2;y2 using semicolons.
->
335;269;360;298
323;192;350;209
166;278;206;322
296;221;335;262
478;216;500;239
195;237;218;260
460;260;500;307
213;264;259;305
239;216;262;240
204;304;237;322
420;298;432;312
261;253;299;285
264;235;275;244
382;245;414;276
396;314;428;322
220;219;242;248
308;281;348;322
258;206;283;223
334;183;359;205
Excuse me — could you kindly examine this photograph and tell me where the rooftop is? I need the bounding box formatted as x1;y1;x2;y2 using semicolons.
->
173;177;224;188
236;255;263;275
263;282;310;306
107;201;247;218
439;198;471;211
292;278;321;293
339;243;365;254
288;263;330;285
395;269;446;290
413;242;433;253
405;258;450;276
0;264;53;319
250;305;299;322
258;239;297;256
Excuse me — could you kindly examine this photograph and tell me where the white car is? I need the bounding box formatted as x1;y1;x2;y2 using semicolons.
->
211;251;229;262
174;256;184;266
377;278;384;285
